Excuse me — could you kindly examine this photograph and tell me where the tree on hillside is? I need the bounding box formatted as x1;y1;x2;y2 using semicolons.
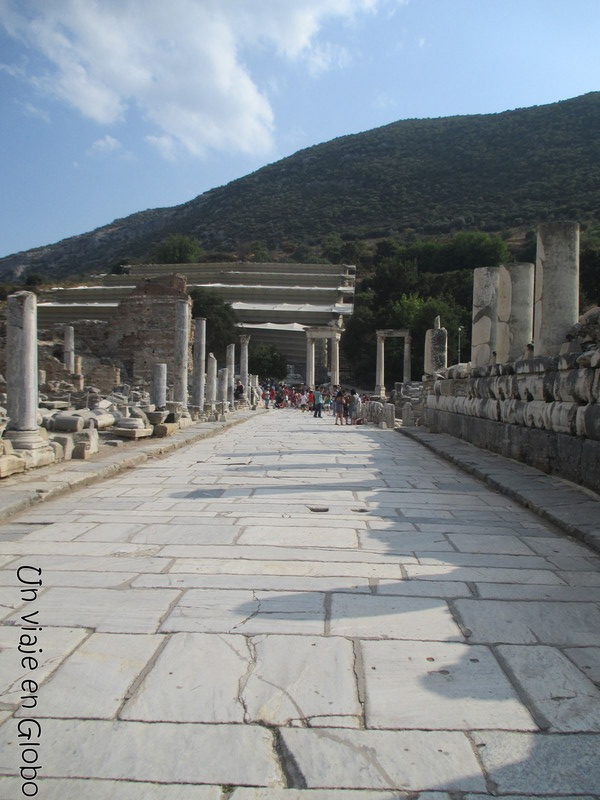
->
189;288;238;363
249;344;287;381
153;234;204;264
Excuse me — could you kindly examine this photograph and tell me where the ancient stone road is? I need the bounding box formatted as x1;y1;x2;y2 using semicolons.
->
1;410;600;798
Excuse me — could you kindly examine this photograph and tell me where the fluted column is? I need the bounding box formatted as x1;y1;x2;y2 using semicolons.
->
330;333;340;385
239;334;250;402
375;332;386;397
305;336;315;387
192;317;206;409
226;343;235;409
206;353;217;409
173;299;190;406
152;363;167;408
64;325;75;373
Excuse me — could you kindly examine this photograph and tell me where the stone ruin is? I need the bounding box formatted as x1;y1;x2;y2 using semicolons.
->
0;275;260;479
424;221;600;493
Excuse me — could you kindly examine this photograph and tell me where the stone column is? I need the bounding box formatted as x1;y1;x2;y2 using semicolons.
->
226;343;235;409
375;332;386;397
471;267;501;367
192;317;206;409
218;367;229;419
152;363;167;408
5;292;54;462
403;334;412;382
206;353;217;408
501;262;534;362
305;336;315;387
534;222;580;357
330;333;340;386
173;300;190;406
64;325;75;373
239;334;250;402
424;318;448;376
315;337;327;383
38;369;46;387
74;355;83;375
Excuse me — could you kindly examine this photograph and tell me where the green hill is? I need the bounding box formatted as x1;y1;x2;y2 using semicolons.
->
2;92;600;279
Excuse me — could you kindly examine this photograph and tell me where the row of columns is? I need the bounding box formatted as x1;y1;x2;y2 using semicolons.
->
305;328;341;387
470;222;580;367
374;329;412;397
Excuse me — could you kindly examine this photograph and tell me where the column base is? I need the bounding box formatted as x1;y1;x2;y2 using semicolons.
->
373;386;387;399
4;428;53;451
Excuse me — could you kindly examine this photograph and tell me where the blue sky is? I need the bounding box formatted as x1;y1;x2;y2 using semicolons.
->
1;0;599;258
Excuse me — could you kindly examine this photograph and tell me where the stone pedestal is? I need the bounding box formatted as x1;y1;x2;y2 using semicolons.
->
192;318;206;409
152;363;167;409
173;299;190;407
5;292;56;468
226;344;235;410
534;222;580;357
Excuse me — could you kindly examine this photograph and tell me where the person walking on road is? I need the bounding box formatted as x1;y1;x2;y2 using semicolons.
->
313;387;323;418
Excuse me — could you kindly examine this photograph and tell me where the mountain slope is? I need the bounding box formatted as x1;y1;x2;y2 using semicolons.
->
2;92;600;279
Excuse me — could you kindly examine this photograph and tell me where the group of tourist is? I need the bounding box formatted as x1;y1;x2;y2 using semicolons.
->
258;383;368;425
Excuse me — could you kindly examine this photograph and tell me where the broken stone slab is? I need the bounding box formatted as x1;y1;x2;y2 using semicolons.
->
0;439;26;477
47;413;85;433
152;422;180;438
113;419;154;440
48;432;74;460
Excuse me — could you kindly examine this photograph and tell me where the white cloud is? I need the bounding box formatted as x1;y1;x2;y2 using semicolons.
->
89;135;122;154
17;100;50;123
0;0;406;159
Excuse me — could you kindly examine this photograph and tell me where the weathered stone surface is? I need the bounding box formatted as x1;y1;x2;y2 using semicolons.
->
244;634;360;725
454;599;600;645
4;587;180;633
279;728;486;790
329;594;462;639
22;632;163;719
471;731;600;794
0;778;221;800
122;632;248;722
563;647;600;684
0;719;283;786
362;640;535;730
161;588;325;635
496;644;600;731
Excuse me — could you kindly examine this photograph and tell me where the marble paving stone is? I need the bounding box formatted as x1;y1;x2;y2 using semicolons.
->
0;540;163;557
0;569;138;588
133;573;371;593
230;790;444;799
563;647;600;684
475;583;600;602
238;526;359;549
0;555;18;568
454;600;600;645
9;554;171;572
4;587;181;634
329;594;462;640
23;633;163;719
0;719;283;785
161;544;413;565
470;731;600;794
122;632;247;722
375;580;472;598
0;586;28;618
446;533;536;555
0;778;222;799
415;553;552;569
75;523;145;542
235;516;369;529
132;523;241;545
169;558;403;579
243;634;360;725
405;565;563;584
557;571;600;587
279;728;486;790
358;531;453;552
362;640;535;730
523;537;598;558
161;588;325;635
496;645;600;731
18;522;99;541
547;555;600;571
0;626;87;706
